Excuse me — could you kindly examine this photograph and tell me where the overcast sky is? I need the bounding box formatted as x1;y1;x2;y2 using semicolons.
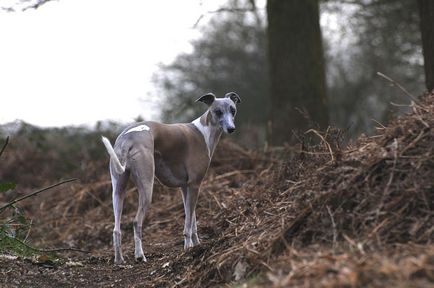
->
0;0;230;127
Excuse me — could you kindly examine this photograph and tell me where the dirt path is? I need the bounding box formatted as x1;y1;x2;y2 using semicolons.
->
0;200;218;288
1;240;186;287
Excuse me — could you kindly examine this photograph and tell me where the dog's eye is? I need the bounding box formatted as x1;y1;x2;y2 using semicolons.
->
214;109;223;117
230;107;236;115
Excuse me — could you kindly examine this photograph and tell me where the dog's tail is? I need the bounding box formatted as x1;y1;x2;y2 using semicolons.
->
101;136;126;174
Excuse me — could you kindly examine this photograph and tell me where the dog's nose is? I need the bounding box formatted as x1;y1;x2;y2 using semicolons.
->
227;127;236;134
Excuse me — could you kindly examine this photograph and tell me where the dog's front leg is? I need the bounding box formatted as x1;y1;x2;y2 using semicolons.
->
181;184;200;249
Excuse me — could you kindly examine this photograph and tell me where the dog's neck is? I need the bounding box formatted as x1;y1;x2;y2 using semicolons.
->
192;110;222;158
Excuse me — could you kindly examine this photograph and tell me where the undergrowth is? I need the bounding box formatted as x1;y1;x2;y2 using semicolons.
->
0;137;62;262
0;137;36;257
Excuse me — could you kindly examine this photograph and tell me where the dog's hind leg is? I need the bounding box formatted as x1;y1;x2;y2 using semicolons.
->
130;151;154;262
111;168;129;265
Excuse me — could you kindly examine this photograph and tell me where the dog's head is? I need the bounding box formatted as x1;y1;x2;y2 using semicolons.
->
196;92;241;134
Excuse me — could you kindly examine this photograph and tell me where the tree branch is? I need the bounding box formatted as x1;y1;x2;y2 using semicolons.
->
193;3;263;28
1;0;55;12
22;0;53;11
0;178;78;212
376;72;420;104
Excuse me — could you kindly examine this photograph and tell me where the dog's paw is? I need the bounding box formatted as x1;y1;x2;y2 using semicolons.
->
114;256;125;265
135;254;147;263
184;243;193;250
135;247;147;263
184;239;195;250
192;234;200;246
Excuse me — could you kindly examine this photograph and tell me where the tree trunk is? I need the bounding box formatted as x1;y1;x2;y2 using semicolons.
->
267;0;328;145
418;0;434;92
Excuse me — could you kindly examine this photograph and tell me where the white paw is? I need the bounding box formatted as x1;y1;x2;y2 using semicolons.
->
114;256;125;265
135;253;147;263
184;238;194;250
192;234;200;246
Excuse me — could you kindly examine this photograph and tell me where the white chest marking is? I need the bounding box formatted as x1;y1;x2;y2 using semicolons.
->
192;117;211;158
125;124;150;134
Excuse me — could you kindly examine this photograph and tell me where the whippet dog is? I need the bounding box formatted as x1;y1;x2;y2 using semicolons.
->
102;92;241;264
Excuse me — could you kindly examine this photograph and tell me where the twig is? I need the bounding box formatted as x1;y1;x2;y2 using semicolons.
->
192;5;262;28
305;129;335;162
6;235;90;254
367;218;389;240
24;219;33;242
2;0;53;12
377;138;398;219
210;193;222;209
259;260;274;271
244;244;260;255
0;136;9;158
0;178;78;212
376;72;420;104
85;190;110;208
326;205;337;250
297;150;331;156
213;170;255;181
36;247;91;253
390;102;413;107
371;119;386;129
400;130;426;157
22;0;52;11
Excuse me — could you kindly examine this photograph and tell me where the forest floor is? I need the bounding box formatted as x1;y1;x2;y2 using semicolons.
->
1;93;434;287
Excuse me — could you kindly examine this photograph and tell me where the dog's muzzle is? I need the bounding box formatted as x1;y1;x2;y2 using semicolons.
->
227;127;235;134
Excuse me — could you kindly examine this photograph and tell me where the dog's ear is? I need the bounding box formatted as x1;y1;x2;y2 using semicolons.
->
225;92;241;104
196;93;216;106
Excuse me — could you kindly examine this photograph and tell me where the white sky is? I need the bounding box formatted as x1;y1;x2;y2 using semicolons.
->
0;0;227;127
